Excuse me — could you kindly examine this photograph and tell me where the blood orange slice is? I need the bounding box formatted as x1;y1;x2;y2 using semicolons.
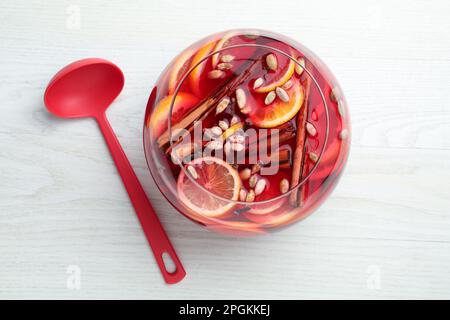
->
211;31;258;73
211;31;239;68
254;41;296;93
168;48;196;94
177;157;241;218
249;79;304;128
148;92;199;137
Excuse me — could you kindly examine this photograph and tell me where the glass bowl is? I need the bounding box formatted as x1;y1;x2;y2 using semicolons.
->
143;29;350;236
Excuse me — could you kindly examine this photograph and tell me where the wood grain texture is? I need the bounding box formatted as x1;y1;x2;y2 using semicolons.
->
1;0;450;299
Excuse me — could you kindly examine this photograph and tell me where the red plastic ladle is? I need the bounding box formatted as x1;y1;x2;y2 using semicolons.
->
44;58;186;284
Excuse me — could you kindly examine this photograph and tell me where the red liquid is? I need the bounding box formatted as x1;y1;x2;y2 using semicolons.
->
144;30;350;236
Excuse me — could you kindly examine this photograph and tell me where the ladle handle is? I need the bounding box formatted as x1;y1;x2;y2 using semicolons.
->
96;113;186;284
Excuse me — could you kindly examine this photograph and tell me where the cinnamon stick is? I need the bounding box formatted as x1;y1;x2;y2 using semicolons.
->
289;64;312;207
246;129;295;157
279;161;292;170
252;147;291;166
157;58;260;152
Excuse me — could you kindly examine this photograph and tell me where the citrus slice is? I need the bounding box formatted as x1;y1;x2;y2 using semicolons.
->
255;60;295;93
168;48;196;94
254;42;296;93
187;40;217;97
247;197;286;215
249;79;305;128
221;122;243;140
211;31;239;68
177;157;241;218
244;169;289;215
148;92;199;137
211;31;258;74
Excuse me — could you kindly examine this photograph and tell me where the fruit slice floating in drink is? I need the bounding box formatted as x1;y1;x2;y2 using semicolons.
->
248;78;304;128
188;40;217;97
168;48;196;94
253;41;296;93
148;92;199;137
177;156;241;218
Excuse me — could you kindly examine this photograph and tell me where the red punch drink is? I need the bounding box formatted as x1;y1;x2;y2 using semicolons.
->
144;30;350;236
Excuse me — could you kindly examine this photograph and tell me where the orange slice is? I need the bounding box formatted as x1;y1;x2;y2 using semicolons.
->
221;122;243;140
254;60;295;93
187;40;217;97
168;48;196;94
254;42;296;93
249;79;304;128
211;31;239;68
177;157;241;218
247;197;286;215
148;92;199;137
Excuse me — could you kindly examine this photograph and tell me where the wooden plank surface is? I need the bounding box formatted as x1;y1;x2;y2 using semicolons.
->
0;0;449;299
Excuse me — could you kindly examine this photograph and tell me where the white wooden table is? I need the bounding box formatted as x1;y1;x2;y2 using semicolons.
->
1;0;449;299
